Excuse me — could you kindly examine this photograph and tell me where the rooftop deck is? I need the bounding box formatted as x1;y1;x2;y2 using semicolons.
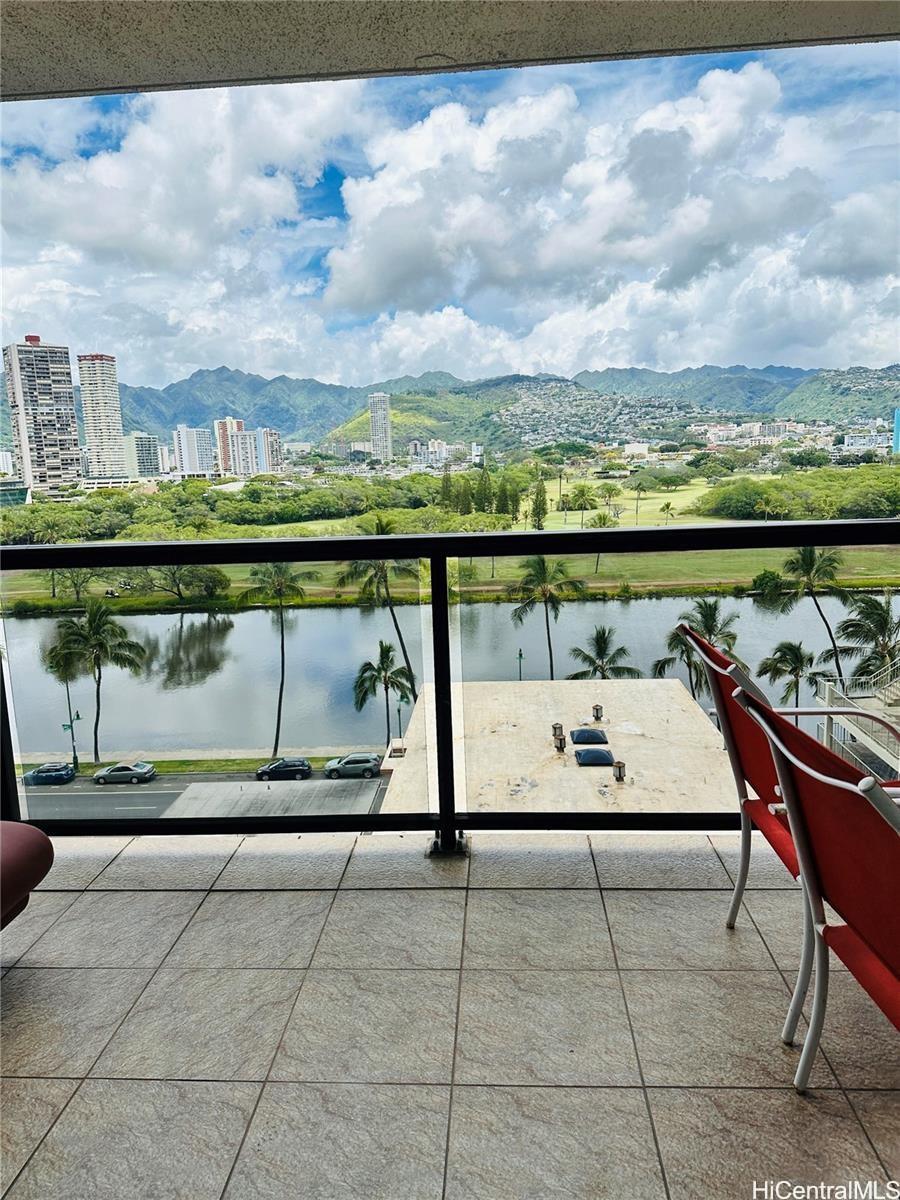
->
1;831;896;1198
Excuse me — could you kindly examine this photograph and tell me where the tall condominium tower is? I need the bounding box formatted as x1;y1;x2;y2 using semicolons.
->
2;334;81;495
124;431;161;478
368;391;392;461
173;424;215;475
257;427;284;473
226;426;285;477
78;353;126;477
212;416;244;474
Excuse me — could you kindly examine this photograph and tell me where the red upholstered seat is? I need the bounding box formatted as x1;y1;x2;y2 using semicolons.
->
824;924;900;1028
1;821;54;928
744;798;798;877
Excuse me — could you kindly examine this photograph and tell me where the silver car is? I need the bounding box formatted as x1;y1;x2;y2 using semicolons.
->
94;761;157;785
323;753;381;780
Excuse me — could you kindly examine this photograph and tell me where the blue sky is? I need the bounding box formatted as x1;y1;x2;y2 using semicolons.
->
1;42;897;387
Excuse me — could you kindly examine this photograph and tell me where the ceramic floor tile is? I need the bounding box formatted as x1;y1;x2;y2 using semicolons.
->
650;1088;888;1200
818;974;900;1089
742;890;847;972
89;835;243;890
165;890;333;968
848;1091;900;1178
18;891;202;968
710;833;799;889
341;833;469;888
591;835;732;889
4;1079;259;1200
0;1078;79;1192
623;970;836;1088
0;895;78;969
92;968;303;1081
271;969;458;1083
222;1082;449;1200
463;888;613;969
604;890;772;970
445;1086;666;1200
468;834;597;888
35;838;133;891
455;970;640;1086
213;833;356;890
1;968;152;1077
312;889;464;968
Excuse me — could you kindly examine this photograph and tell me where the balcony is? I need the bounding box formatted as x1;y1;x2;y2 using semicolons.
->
2;830;897;1198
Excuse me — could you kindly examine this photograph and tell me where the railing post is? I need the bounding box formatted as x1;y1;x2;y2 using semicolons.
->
1;668;22;822
428;554;465;855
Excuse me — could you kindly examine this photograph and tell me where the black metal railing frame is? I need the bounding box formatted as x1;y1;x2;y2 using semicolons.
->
1;518;896;848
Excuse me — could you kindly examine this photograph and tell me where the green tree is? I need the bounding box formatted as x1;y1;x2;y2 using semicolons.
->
530;477;548;530
353;640;413;748
239;562;320;756
337;550;420;701
758;640;816;723
509;485;522;522
659;501;676;526
586;510;618;572
828;590;900;680
599;482;622;511
440;466;454;508
457;477;473;516
507;555;586;680
54;599;147;762
567;625;641;680
474;467;493;513
41;636;87;768
653;598;740;700
56;567;105;603
494;478;510;515
631;481;649;525
782;547;846;686
568;483;597;529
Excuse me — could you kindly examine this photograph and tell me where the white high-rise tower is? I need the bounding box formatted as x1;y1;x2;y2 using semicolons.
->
368;391;392;461
78;353;126;477
2;334;81;495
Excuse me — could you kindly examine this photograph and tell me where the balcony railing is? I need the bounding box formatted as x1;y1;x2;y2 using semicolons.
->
2;518;896;847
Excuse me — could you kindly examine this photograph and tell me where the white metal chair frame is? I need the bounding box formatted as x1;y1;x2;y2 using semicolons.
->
733;686;900;1092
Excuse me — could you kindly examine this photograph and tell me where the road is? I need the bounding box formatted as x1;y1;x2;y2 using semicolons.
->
22;771;388;821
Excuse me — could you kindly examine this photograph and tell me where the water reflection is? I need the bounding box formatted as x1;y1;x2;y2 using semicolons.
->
141;613;234;690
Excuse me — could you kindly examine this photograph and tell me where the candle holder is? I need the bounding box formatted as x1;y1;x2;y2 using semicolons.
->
553;734;567;753
592;703;604;721
551;722;563;739
613;760;626;783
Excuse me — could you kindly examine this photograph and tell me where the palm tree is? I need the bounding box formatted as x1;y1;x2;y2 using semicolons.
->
567;625;641;680
829;590;900;680
758;640;816;724
54;599;146;762
41;637;86;769
599;482;621;511
569;483;597;529
586;511;618;572
239;562;320;757
338;529;420;700
353;640;413;747
632;481;649;525
507;555;586;680
659;501;676;526
782;547;846;686
653;597;740;700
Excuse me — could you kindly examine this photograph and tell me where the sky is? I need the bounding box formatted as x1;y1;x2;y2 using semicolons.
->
0;41;898;389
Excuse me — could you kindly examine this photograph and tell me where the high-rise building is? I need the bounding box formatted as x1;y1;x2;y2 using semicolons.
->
78;353;126;477
257;427;284;473
173;424;215;475
2;334;82;496
213;416;244;474
368;391;392;461
893;408;900;456
124;431;161;478
227;429;260;477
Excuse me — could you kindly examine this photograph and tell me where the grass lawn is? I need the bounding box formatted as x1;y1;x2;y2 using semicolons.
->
517;475;722;531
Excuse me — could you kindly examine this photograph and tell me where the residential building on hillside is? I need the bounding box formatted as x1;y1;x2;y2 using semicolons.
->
78;353;126;477
2;334;82;496
173;424;215;475
124;431;161;478
213;416;244;473
368;391;392;461
257;426;284;473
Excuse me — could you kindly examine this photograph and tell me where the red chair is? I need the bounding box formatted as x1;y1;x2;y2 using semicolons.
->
734;688;900;1090
680;624;900;1045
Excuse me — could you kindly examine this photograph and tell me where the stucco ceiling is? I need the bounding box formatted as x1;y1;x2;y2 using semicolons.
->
1;0;898;102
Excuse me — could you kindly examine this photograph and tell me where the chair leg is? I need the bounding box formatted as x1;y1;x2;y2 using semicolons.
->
725;806;751;929
794;930;829;1093
782;884;814;1045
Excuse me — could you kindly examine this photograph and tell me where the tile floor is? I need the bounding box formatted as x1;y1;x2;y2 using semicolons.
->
1;831;897;1200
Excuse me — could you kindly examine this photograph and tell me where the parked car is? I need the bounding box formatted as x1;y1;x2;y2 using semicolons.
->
570;728;608;745
323;753;381;780
23;762;75;786
256;757;312;781
94;761;157;785
574;747;615;767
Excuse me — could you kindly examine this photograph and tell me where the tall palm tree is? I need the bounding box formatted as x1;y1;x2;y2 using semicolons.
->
353;640;413;747
829;590;900;680
41;637;86;769
239;562;320;757
507;555;586;680
54;599;146;762
632;481;649;525
758;640;816;724
653;597;740;700
659;501;676;526
586;511;618;573
338;529;420;699
599;482;621;511
567;625;641;680
569;483;597;529
782;547;846;686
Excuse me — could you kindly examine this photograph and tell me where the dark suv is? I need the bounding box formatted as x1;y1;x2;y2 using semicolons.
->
23;762;76;786
255;757;312;781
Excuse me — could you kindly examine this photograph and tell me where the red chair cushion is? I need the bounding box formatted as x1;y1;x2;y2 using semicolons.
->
824;923;900;1029
744;798;799;878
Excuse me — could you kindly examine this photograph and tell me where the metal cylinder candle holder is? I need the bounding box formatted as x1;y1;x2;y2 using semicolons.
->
553;734;567;753
592;703;603;721
551;722;563;738
613;760;626;782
